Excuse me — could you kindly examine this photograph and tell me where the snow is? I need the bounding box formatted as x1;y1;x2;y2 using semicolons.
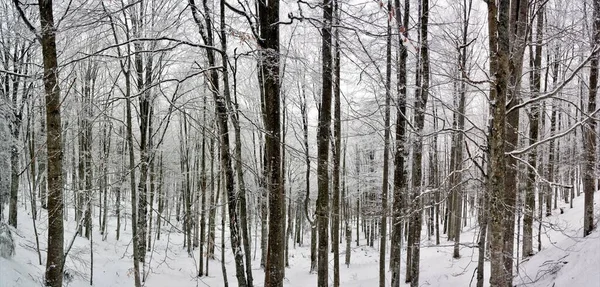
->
1;191;599;287
0;222;15;259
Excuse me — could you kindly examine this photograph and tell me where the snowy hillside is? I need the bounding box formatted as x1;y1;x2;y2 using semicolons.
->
1;191;598;287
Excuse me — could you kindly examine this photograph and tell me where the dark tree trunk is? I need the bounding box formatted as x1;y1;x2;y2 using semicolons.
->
390;1;409;286
450;0;472;259
486;0;510;285
583;0;599;237
316;0;334;285
407;1;429;285
38;1;65;286
332;0;342;285
229;30;253;285
502;0;528;279
379;3;392;286
257;0;283;285
299;83;317;273
523;2;544;257
189;1;248;284
198;101;207;277
9;127;19;228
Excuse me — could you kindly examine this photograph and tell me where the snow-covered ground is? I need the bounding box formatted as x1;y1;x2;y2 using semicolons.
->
1;190;599;287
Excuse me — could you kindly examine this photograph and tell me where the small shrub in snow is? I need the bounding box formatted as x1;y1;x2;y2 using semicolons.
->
0;221;15;258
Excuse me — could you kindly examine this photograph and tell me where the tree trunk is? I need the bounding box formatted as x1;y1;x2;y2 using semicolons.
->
451;0;472;258
220;171;229;287
486;0;510;285
9;126;19;228
390;1;409;286
229;31;253;285
503;0;528;278
343;146;351;267
207;136;216;262
38;1;65;286
583;0;599;237
257;0;283;285
523;2;543;257
198;102;207;277
476;177;488;287
407;1;429;285
115;126;123;241
332;0;342;285
379;3;392;286
189;1;248;284
316;0;334;285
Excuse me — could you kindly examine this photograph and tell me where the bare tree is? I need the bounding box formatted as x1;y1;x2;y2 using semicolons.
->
256;0;284;285
17;0;67;285
406;0;430;285
523;1;544;257
379;1;392;285
583;0;598;237
485;0;511;285
390;0;409;286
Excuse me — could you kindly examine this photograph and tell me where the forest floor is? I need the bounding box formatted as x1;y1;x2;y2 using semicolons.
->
1;190;599;287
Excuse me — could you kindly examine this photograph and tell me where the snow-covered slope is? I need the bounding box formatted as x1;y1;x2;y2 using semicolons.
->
515;194;600;287
1;191;598;286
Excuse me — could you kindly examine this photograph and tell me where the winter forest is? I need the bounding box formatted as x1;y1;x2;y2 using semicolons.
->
0;0;599;286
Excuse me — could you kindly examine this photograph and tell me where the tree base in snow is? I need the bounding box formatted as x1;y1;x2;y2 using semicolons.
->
0;222;15;258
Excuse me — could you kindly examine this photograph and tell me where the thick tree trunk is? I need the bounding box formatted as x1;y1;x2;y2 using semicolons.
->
316;0;333;285
38;1;65;286
407;1;429;285
583;0;599;237
9;132;19;228
257;0;283;286
390;1;409;286
503;0;528;278
486;0;510;286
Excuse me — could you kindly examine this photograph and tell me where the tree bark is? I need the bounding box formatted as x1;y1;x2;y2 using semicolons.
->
390;1;409;286
503;0;528;278
379;2;392;286
583;0;599;237
523;2;543;257
229;29;253;285
189;1;247;284
38;1;64;286
407;1;429;285
316;0;334;285
332;0;342;285
257;0;283;286
486;0;510;286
